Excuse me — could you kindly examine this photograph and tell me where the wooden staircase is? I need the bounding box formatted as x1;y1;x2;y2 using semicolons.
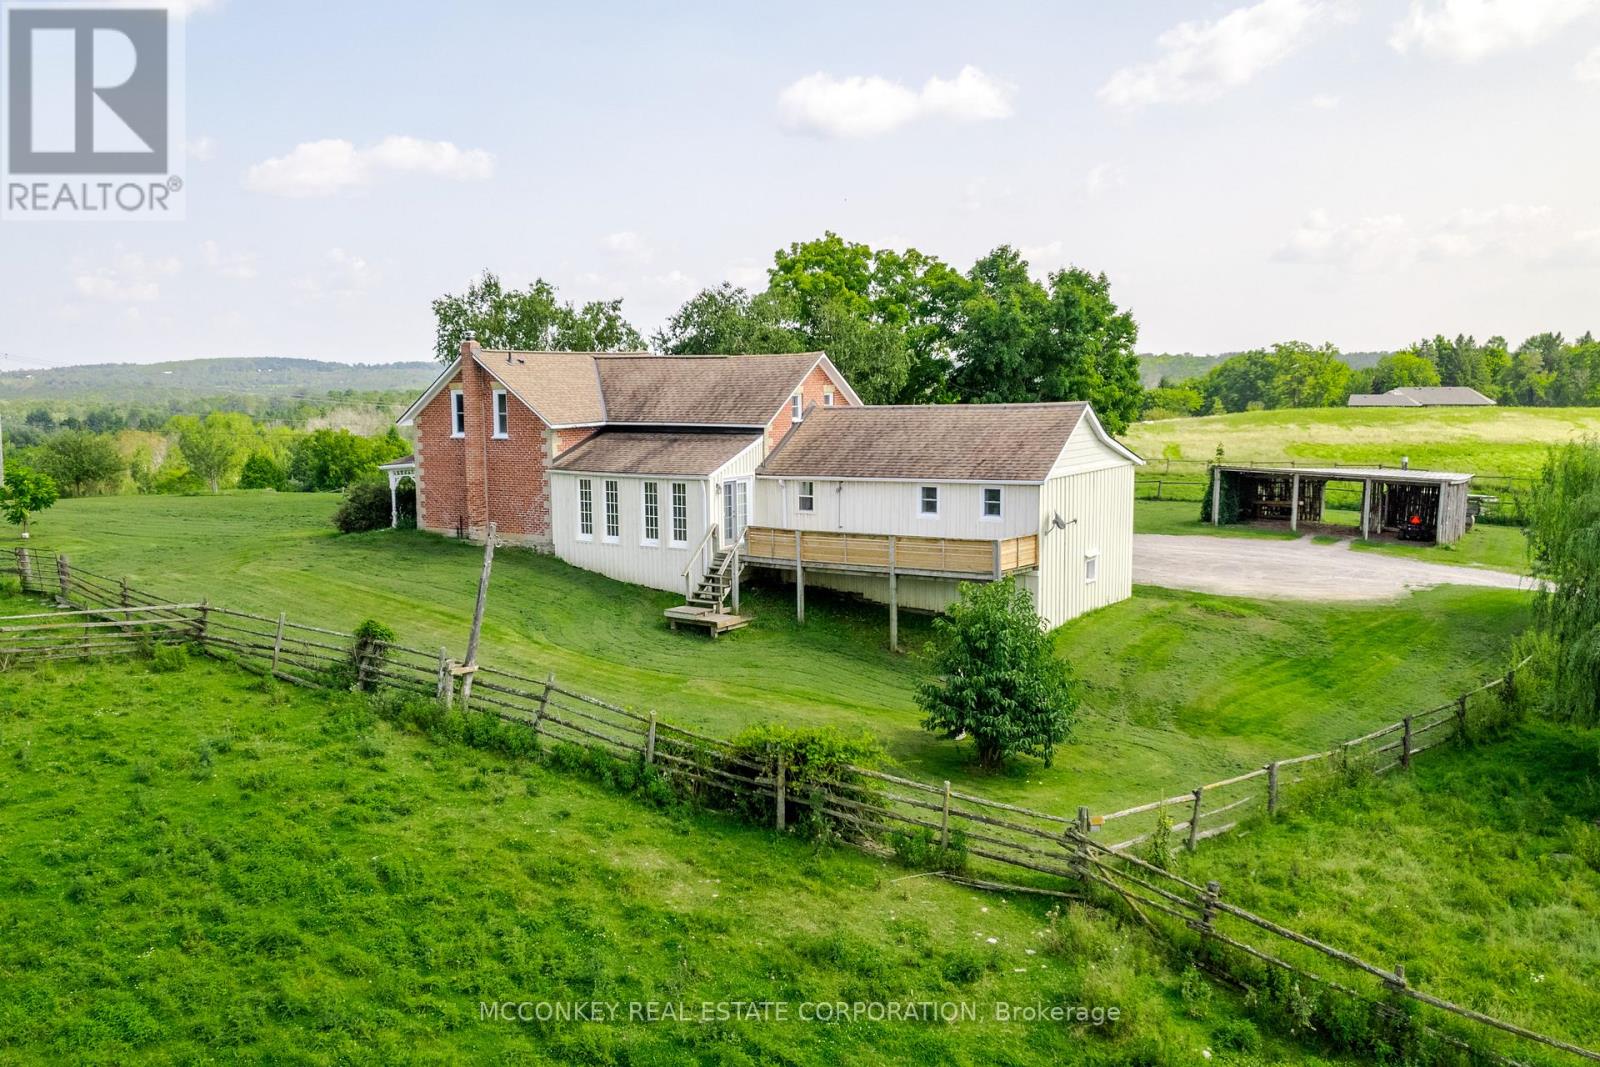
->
686;547;737;610
665;528;750;637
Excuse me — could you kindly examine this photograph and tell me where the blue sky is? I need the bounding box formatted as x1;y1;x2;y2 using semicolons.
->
4;0;1600;368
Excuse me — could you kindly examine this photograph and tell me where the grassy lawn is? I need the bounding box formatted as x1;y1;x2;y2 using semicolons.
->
1124;406;1600;478
1135;500;1532;574
0;651;1355;1065
1176;721;1600;1058
6;493;1531;818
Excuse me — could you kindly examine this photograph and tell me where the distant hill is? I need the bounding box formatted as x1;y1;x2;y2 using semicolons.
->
1138;350;1391;387
0;357;440;405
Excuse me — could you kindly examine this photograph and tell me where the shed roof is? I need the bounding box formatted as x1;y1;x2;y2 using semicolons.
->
1347;386;1495;407
1217;464;1472;486
757;402;1126;482
550;431;761;476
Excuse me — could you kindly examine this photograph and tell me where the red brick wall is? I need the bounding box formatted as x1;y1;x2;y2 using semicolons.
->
765;363;851;451
415;371;466;535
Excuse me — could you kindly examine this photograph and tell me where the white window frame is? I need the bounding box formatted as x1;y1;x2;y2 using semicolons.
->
797;480;815;513
641;481;660;546
822;388;835;407
450;388;465;438
491;387;509;438
981;486;1003;521
577;479;593;540
919;485;939;518
603;480;620;543
1084;549;1100;584
791;392;804;422
670;482;688;546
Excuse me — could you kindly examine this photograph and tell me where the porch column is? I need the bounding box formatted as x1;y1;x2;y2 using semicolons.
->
888;535;898;653
389;471;400;528
1290;474;1301;533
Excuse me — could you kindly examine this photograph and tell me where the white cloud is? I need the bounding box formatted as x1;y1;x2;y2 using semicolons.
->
778;65;1015;138
186;135;217;161
292;248;374;299
73;251;181;303
1389;0;1598;62
1577;43;1600;80
1020;241;1067;271
1099;0;1352;109
1084;163;1125;197
603;231;653;263
1276;203;1555;268
1310;93;1341;108
201;240;257;280
245;136;494;198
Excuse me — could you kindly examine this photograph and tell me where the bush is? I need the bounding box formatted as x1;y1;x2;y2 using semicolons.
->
332;479;395;534
723;723;885;838
238;451;289;491
148;644;189;673
346;619;396;692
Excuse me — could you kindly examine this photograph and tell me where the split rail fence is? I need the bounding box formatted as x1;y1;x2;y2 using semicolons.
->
3;545;1591;1064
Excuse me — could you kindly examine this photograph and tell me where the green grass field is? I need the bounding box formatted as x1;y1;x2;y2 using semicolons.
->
4;493;1532;820
1124;406;1600;478
9;652;1334;1065
1134;499;1532;574
1176;721;1600;1058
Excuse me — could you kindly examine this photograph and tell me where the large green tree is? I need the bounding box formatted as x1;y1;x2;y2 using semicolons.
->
1523;439;1600;724
171;413;250;493
36;429;124;496
432;271;643;361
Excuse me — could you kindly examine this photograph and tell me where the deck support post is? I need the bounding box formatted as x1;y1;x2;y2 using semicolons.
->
730;544;740;613
1290;474;1301;533
1211;466;1222;525
793;529;805;625
1360;479;1371;540
887;536;898;652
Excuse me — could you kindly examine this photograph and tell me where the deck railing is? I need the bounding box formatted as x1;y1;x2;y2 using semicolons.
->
742;526;1039;580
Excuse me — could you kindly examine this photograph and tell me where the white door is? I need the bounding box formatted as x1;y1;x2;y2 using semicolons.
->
723;478;749;543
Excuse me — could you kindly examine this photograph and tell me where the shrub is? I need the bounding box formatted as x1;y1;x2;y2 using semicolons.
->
723;723;885;838
345;619;396;692
332;479;395;534
888;826;968;871
238;451;289;491
148;644;189;673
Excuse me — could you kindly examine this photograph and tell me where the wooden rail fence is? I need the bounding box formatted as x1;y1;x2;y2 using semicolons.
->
3;545;1591;1064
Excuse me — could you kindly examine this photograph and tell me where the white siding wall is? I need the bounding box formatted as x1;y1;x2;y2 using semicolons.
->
1025;463;1134;628
753;478;1040;540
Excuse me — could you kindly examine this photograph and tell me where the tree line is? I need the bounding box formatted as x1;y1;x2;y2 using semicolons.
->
1144;333;1600;418
431;233;1147;433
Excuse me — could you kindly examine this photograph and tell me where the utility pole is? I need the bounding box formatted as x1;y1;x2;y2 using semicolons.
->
458;521;496;707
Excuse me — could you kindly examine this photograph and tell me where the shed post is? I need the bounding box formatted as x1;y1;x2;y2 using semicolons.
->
1289;473;1301;533
1210;466;1221;525
887;535;899;652
1360;479;1371;540
793;529;805;625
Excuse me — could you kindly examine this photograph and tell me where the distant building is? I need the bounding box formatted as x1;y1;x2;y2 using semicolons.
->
1347;386;1495;408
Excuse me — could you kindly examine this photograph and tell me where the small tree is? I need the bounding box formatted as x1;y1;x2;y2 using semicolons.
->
1522;438;1600;724
238;451;289;491
0;466;59;539
916;579;1078;771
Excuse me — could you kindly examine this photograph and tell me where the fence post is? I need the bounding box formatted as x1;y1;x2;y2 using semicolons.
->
533;671;554;729
436;647;452;708
774;753;787;832
1455;694;1469;744
1200;880;1221;935
271;612;286;673
55;554;71;606
14;546;32;591
940;780;952;849
1077;805;1091;835
195;599;209;646
645;712;657;766
1502;668;1517;710
1401;716;1413;770
1187;788;1203;851
1267;761;1280;816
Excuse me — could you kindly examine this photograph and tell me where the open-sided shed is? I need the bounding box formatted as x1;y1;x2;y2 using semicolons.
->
1209;464;1473;545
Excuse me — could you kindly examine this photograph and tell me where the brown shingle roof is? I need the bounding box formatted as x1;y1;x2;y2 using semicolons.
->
476;350;609;426
595;353;825;425
757;403;1092;482
551;431;762;476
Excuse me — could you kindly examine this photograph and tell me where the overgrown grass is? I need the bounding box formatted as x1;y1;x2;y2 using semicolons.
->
0;654;1345;1064
4;494;1532;817
1173;721;1600;1058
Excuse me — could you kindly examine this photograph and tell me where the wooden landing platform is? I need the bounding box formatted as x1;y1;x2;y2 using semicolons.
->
663;605;751;637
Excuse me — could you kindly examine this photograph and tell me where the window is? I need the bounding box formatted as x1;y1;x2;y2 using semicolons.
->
671;482;688;545
823;389;835;407
450;389;465;437
919;485;939;516
982;487;1003;519
577;479;593;539
797;480;815;513
604;480;620;542
642;482;660;545
492;388;509;438
791;392;804;421
1084;550;1100;584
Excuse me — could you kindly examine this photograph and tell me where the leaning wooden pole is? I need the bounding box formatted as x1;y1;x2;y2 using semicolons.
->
459;521;496;707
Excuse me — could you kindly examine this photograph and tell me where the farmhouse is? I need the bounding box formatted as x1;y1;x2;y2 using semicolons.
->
394;340;1140;634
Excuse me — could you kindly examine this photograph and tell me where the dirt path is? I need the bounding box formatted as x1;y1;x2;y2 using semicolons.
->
1133;534;1540;601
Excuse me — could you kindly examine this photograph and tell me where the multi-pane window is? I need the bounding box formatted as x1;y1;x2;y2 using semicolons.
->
642;482;660;545
797;481;815;512
919;485;939;516
492;389;509;437
450;389;465;436
791;393;804;421
982;487;1002;519
604;480;620;541
578;479;593;538
823;389;835;406
671;483;688;545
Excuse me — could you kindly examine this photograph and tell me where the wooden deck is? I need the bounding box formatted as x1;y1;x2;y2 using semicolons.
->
664;604;751;637
742;526;1039;580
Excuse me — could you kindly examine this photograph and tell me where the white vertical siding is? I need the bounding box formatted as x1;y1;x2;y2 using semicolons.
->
1028;464;1134;628
752;478;1040;540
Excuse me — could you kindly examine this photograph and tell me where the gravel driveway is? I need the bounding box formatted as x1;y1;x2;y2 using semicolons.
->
1134;534;1540;601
